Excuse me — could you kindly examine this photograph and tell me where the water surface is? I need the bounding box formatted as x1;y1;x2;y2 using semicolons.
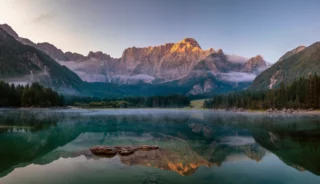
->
0;109;320;184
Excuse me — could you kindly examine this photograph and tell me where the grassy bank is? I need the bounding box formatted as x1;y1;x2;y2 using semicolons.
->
186;99;206;109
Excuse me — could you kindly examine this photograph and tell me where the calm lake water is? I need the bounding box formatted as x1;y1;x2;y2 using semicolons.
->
0;109;320;184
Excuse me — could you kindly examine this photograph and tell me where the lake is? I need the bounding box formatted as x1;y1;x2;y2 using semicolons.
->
0;109;320;184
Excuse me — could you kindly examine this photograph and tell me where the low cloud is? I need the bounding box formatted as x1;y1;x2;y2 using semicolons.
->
226;55;248;63
115;74;155;81
75;71;107;82
58;60;104;73
219;72;256;82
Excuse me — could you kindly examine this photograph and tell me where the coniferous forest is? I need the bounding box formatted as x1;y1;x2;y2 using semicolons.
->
0;81;190;108
203;74;320;110
0;81;64;107
66;95;190;108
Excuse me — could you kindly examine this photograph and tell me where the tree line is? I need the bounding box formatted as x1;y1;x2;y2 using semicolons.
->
0;81;190;108
66;95;190;108
0;81;64;107
203;74;320;110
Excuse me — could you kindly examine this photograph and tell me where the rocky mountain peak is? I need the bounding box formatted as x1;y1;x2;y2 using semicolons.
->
217;49;224;55
241;55;267;73
254;55;263;60
64;52;86;61
170;38;202;53
248;55;266;65
207;48;215;53
180;38;201;48
87;51;112;60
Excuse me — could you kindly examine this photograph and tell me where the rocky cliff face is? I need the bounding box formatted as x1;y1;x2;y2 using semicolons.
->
156;38;214;80
121;43;175;76
64;52;86;61
41;37;218;83
241;55;267;73
58;37;265;87
121;38;215;81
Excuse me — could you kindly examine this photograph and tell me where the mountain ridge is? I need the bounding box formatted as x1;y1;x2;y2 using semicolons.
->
0;23;268;97
251;42;320;90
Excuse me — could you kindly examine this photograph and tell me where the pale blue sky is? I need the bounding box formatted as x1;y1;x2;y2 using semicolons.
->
1;0;320;62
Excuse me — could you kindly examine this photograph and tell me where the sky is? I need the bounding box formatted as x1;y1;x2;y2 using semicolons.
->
0;0;320;63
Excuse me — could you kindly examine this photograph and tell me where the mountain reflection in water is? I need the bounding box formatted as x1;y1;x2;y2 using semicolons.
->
0;109;320;184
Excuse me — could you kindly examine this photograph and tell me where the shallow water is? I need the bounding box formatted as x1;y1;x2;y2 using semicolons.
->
0;109;320;184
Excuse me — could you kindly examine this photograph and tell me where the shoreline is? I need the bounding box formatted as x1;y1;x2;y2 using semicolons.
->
0;107;320;115
212;108;320;115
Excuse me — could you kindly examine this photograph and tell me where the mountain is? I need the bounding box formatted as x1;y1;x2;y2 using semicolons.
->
54;38;216;84
21;31;265;86
0;24;268;97
251;42;320;90
0;24;123;96
126;38;214;81
56;38;267;96
56;39;267;85
0;27;83;93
